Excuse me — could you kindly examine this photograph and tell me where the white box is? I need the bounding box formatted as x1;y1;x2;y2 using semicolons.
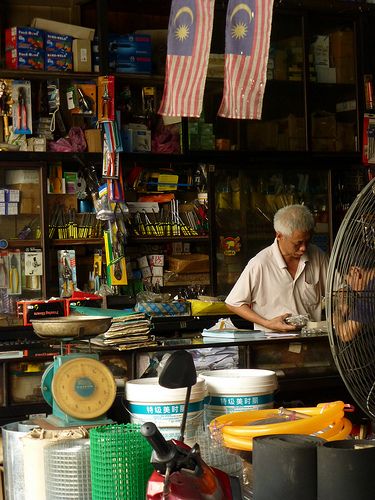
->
6;202;18;215
151;266;163;277
141;266;152;278
148;254;164;266
152;276;163;287
7;190;20;202
0;202;6;215
137;256;148;268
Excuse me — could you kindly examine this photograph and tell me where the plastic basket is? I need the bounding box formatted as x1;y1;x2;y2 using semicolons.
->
90;423;153;500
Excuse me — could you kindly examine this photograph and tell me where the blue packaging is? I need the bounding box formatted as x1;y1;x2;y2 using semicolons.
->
45;51;73;72
45;32;73;52
109;33;152;74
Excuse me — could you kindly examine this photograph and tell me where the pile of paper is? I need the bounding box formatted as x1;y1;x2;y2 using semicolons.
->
78;308;157;350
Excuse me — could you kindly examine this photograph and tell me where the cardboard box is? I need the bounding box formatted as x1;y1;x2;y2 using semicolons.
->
84;129;102;152
73;38;92;72
5;169;39;184
45;31;72;52
336;122;356;151
45;50;73;71
5;26;44;50
109;33;152;74
6;183;40;214
311;113;336;138
316;66;336;83
6;47;45;70
32;17;95;40
335;57;355;84
330;30;354;62
168;254;209;274
312;137;336;152
17;299;66;326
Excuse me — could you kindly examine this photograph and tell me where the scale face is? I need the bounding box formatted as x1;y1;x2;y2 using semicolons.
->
42;353;117;427
52;357;117;420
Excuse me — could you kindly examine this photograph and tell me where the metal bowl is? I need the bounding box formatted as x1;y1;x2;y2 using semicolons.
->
31;316;112;338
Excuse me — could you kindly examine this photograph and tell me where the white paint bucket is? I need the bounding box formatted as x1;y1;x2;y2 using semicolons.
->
125;376;206;444
201;369;278;425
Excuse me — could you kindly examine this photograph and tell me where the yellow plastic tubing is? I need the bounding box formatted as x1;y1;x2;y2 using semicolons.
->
209;401;352;451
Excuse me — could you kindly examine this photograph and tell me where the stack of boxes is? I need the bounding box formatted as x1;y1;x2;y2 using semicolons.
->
5;27;44;70
108;34;152;74
0;188;20;215
311;30;355;84
44;31;73;72
5;20;94;72
5;169;40;215
188;119;215;150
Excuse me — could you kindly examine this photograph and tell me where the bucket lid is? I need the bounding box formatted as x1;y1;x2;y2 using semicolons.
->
126;375;206;403
201;369;278;394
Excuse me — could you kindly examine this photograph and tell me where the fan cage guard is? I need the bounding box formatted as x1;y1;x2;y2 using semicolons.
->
327;177;375;419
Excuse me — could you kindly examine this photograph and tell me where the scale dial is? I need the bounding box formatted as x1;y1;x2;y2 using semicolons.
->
51;357;117;420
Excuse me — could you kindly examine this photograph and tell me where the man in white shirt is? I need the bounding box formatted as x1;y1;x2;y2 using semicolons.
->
225;204;329;332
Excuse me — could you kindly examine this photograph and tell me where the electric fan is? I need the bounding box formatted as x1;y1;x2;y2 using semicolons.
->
326;177;375;419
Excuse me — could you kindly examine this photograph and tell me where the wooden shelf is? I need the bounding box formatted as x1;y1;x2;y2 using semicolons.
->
130;236;209;243
7;240;41;248
50;238;103;246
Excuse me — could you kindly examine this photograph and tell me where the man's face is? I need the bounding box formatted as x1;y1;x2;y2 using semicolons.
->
277;230;312;259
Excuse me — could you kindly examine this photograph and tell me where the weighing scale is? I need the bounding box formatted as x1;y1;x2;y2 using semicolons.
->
31;316;117;428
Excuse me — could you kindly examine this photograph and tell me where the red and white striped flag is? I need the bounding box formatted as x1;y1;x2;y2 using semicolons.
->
158;0;214;118
218;0;274;119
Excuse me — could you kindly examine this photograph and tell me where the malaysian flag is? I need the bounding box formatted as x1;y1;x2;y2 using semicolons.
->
218;0;274;119
158;0;214;117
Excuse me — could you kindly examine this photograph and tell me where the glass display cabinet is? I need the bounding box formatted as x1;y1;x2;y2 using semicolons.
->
213;165;331;296
0;163;47;324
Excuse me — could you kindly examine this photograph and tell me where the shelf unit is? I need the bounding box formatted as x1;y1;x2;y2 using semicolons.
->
0;1;371;304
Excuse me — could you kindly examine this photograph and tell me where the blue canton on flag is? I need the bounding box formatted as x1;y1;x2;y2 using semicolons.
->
225;0;256;56
167;0;197;56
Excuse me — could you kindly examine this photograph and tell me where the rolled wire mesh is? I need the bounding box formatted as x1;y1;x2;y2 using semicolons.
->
327;178;375;418
44;438;91;499
90;423;153;500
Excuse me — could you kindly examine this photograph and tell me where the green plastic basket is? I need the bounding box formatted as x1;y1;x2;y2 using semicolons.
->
90;423;153;500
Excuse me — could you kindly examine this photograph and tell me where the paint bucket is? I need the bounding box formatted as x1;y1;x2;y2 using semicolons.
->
201;369;278;425
125;376;206;444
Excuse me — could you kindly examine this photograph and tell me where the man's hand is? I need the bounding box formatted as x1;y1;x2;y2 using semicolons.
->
265;314;299;332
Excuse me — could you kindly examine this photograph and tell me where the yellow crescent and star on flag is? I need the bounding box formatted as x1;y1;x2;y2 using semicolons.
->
172;2;254;44
174;6;194;42
230;2;254;40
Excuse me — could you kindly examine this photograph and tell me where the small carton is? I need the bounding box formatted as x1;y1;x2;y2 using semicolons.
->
6;48;45;70
73;39;92;72
45;32;73;52
45;51;73;72
5;27;44;51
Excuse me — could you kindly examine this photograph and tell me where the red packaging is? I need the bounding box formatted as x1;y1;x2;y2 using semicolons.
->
17;299;66;327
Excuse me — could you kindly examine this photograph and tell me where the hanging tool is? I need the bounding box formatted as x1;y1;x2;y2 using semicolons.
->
102;82;111;119
0;255;7;288
9;254;20;294
77;87;93;114
0;81;10;139
17;87;28;132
